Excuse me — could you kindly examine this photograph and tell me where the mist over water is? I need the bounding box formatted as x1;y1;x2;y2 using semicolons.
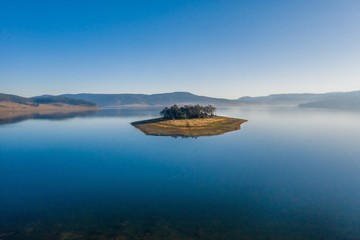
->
1;107;360;239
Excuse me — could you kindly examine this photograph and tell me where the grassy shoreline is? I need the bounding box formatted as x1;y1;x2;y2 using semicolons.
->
0;102;98;122
132;116;247;137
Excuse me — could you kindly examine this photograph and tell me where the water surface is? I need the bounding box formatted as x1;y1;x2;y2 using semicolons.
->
1;107;360;239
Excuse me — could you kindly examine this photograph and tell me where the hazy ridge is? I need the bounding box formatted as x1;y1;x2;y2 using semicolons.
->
239;91;360;108
0;93;95;107
1;91;359;109
61;92;235;107
62;91;360;109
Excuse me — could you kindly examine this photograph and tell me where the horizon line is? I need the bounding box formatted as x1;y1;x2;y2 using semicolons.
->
1;89;360;100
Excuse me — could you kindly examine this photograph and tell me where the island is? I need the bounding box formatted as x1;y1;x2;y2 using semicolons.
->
131;104;247;137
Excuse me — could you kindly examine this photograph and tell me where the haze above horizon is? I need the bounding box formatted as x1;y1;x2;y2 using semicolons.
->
1;0;359;98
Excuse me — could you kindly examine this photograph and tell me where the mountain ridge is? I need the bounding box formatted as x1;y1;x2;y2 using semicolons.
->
0;93;95;106
60;91;236;107
1;90;359;109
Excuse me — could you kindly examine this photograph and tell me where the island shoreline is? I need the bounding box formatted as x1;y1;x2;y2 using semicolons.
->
131;116;247;137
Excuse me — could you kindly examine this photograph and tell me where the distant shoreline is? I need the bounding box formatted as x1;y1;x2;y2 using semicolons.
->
0;102;98;122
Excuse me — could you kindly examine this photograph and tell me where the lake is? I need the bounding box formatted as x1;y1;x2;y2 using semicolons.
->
1;107;360;239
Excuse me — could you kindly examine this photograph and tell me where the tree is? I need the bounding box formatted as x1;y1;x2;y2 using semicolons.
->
160;104;216;120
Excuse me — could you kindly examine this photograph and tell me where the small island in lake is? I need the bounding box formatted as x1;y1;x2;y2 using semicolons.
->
132;104;247;137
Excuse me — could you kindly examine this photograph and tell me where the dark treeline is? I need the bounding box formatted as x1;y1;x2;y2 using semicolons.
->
160;104;216;119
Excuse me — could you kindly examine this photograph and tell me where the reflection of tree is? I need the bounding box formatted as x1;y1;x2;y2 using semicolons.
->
171;135;199;139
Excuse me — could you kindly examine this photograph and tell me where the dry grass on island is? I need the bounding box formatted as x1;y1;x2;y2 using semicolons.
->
132;104;247;137
132;116;247;137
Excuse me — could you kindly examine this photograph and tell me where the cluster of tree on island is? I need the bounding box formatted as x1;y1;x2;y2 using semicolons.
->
160;104;216;119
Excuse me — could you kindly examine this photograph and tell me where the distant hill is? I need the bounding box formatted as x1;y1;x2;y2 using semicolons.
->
237;93;333;107
0;93;95;106
299;91;360;109
0;93;37;106
32;95;96;106
237;91;360;108
60;92;236;107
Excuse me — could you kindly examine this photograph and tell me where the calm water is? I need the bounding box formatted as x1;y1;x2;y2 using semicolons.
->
1;107;360;239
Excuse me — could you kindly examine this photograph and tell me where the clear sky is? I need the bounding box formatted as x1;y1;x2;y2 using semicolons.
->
1;0;359;98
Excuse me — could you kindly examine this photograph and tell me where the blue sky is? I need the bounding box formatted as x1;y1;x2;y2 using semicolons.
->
1;0;359;98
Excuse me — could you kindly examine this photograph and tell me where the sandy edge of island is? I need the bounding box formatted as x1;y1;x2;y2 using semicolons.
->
132;116;247;137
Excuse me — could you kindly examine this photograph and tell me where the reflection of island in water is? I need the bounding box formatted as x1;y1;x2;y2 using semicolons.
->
0;107;98;125
131;116;247;138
